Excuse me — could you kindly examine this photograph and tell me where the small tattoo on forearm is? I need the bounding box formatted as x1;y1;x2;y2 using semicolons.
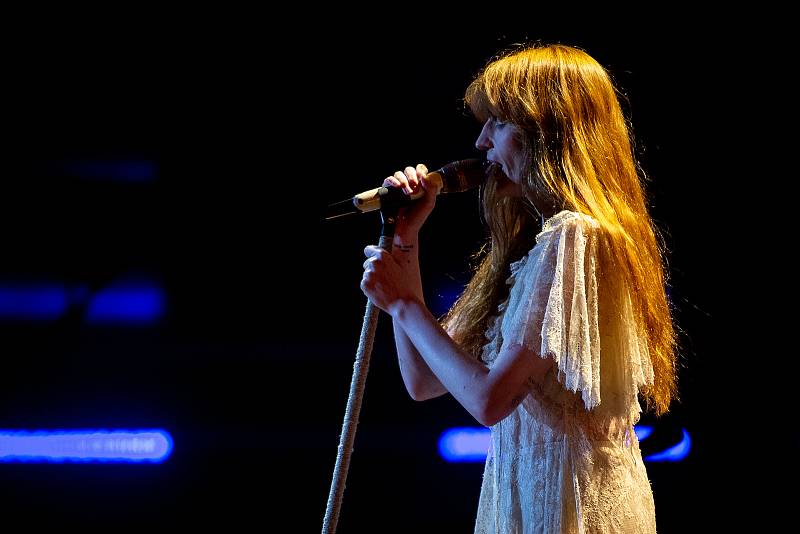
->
396;244;415;253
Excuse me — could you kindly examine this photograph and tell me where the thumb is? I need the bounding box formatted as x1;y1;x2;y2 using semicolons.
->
420;174;441;200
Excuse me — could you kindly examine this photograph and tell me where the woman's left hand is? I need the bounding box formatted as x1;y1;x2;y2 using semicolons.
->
360;245;420;316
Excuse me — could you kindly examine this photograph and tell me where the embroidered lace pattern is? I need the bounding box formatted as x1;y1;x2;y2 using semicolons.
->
473;211;657;534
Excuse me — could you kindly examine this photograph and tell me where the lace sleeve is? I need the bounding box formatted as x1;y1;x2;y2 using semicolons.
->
500;213;602;410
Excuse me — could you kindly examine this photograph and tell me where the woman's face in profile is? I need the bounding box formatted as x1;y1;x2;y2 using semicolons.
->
475;116;525;198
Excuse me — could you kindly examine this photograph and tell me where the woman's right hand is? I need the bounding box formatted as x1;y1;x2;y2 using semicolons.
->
383;163;439;240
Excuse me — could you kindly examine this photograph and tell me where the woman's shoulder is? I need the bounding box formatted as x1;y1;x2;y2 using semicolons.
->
535;210;600;244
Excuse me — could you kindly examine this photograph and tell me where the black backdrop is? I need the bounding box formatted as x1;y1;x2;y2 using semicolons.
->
1;15;769;532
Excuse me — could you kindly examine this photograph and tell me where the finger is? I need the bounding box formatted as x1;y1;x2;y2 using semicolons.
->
383;175;402;188
364;246;387;262
404;166;419;191
419;164;441;194
394;170;412;194
361;271;377;290
362;255;382;269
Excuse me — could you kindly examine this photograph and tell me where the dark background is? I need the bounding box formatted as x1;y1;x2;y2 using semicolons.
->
0;15;772;532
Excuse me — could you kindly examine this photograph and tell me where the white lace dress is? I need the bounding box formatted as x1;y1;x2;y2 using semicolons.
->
474;211;657;534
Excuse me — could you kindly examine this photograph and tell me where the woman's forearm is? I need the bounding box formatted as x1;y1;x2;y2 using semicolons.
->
391;298;493;424
390;235;447;400
393;319;448;400
368;233;541;426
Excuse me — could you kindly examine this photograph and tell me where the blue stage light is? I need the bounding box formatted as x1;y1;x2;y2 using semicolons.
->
438;425;690;463
0;429;173;463
644;428;691;462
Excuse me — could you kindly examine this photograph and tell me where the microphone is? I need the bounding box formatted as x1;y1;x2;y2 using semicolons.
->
325;159;489;220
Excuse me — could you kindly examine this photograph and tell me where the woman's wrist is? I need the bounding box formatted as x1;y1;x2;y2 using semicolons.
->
392;241;418;256
391;236;423;298
388;296;425;321
392;232;419;248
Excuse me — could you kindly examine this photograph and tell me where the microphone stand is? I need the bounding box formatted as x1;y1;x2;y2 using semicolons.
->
321;204;398;534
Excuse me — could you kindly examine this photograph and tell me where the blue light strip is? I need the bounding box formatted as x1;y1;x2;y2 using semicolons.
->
85;284;165;325
634;425;653;441
0;284;68;320
0;429;173;463
0;281;165;325
438;427;491;462
439;426;690;463
644;428;691;462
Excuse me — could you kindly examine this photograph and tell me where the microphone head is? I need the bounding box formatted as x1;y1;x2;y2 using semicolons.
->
435;159;490;193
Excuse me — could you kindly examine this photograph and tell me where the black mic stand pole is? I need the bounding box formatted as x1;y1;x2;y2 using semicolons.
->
322;204;398;534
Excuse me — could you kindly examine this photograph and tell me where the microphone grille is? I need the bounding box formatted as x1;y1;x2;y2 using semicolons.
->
436;159;488;193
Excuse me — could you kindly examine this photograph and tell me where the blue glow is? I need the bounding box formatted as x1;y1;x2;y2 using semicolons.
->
430;283;466;317
0;429;173;463
438;427;491;462
439;425;690;463
85;283;165;324
644;428;691;462
635;425;653;441
0;281;165;325
0;284;68;320
62;159;157;182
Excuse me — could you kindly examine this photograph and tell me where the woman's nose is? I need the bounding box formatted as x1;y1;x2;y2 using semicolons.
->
475;121;492;151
